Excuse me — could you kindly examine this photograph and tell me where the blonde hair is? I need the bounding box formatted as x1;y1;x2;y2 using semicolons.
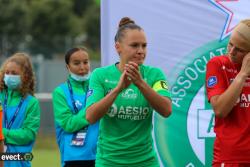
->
235;19;250;44
240;19;250;27
0;53;36;96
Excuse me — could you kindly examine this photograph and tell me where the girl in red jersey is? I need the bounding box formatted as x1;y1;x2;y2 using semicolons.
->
206;19;250;167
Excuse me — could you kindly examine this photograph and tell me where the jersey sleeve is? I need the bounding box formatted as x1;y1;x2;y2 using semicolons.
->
0;105;3;140
86;68;105;108
205;58;227;101
151;68;171;99
3;97;40;145
52;86;89;133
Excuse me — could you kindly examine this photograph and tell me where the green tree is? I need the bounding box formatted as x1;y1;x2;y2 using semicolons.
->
27;0;83;58
0;0;100;60
85;4;100;52
72;0;92;17
0;0;29;56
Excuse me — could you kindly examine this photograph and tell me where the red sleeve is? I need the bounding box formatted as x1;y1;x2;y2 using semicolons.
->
206;58;228;101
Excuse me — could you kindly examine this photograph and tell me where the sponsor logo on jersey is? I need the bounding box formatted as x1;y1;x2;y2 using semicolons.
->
108;104;150;120
222;66;237;73
207;76;217;87
236;93;250;108
105;79;118;84
121;89;137;99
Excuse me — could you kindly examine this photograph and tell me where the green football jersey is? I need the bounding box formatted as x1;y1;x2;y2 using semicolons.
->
86;63;171;167
0;90;40;145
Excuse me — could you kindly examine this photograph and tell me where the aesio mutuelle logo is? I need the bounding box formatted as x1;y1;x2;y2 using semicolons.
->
154;38;229;167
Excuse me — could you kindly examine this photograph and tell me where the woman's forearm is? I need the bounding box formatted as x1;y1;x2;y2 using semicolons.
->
137;80;172;117
211;72;247;118
86;87;121;124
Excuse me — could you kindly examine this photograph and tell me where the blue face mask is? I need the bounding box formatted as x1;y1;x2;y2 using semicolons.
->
70;72;90;82
4;74;21;90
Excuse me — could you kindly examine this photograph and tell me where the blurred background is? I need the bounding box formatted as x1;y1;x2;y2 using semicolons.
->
0;0;101;166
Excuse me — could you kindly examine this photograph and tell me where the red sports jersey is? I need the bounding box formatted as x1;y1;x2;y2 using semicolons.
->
206;55;250;163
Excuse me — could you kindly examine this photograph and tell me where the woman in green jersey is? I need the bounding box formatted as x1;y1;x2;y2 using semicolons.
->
0;53;40;167
86;17;172;167
0;103;3;167
52;47;99;167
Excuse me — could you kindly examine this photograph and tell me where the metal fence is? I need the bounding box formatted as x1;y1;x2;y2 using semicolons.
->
35;59;100;135
0;57;100;135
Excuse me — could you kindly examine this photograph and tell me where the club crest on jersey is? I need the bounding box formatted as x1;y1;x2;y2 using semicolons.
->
207;76;217;87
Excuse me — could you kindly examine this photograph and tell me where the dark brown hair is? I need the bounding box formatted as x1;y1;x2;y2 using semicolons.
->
65;47;88;65
114;17;143;42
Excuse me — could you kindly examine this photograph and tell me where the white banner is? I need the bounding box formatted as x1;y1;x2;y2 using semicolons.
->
101;0;250;166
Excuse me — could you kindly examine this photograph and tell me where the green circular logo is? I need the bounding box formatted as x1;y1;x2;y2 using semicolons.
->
154;38;229;167
24;153;33;161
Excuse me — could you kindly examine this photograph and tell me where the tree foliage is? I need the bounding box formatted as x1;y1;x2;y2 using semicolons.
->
0;0;29;54
85;4;100;52
0;0;100;59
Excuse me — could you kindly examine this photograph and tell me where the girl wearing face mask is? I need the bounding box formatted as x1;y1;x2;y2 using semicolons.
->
0;53;41;167
52;47;99;167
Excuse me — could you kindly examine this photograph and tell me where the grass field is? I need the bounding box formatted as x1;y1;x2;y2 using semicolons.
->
32;149;60;167
31;134;61;167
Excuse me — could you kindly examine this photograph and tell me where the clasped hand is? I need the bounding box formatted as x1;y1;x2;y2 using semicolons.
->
116;62;143;91
240;52;250;77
